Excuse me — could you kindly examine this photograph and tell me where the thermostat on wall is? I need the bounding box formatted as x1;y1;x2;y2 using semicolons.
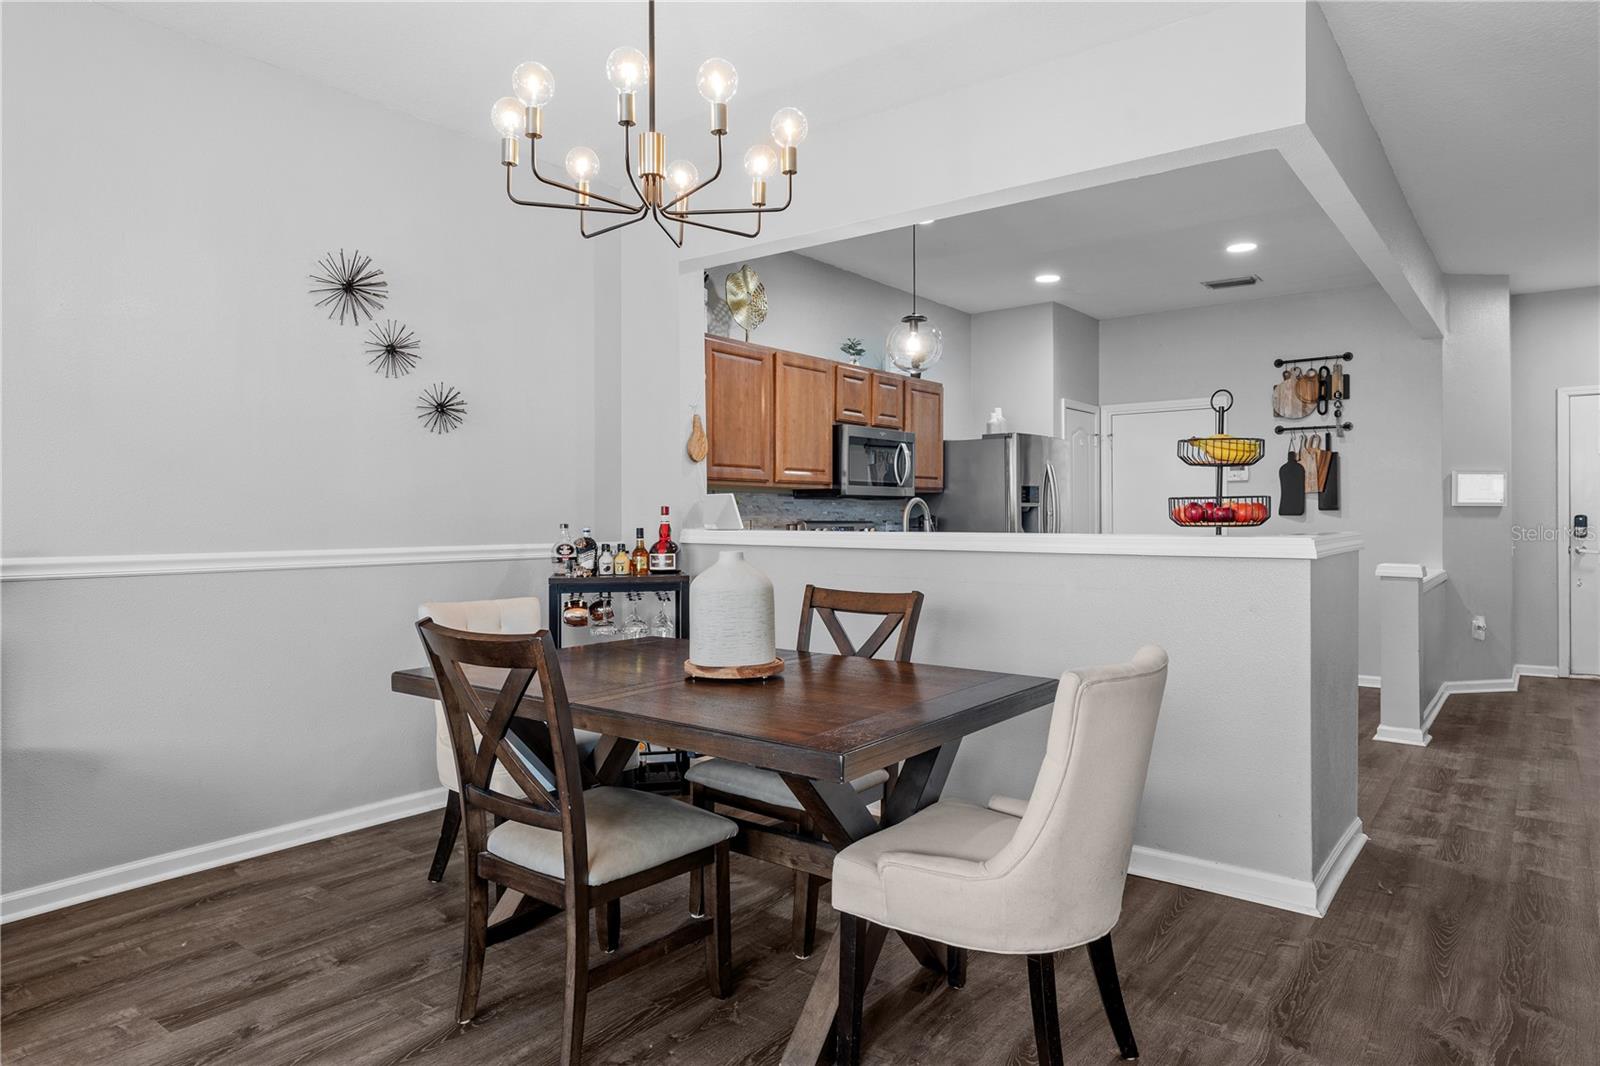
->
1450;470;1506;507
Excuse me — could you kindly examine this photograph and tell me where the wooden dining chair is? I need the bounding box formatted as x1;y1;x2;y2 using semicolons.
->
684;585;924;958
828;646;1168;1066
417;618;737;1066
419;598;604;883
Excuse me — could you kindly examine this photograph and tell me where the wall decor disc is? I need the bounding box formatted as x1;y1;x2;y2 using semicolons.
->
309;249;387;326
365;320;420;378
724;264;767;339
417;382;467;434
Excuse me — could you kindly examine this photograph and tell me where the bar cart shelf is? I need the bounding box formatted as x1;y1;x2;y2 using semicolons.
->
546;572;690;647
1169;390;1272;534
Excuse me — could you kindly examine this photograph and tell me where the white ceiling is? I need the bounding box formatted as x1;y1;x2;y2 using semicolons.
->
1322;1;1600;294
799;151;1375;319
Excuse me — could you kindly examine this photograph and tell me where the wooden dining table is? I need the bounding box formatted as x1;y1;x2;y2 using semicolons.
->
392;635;1058;1064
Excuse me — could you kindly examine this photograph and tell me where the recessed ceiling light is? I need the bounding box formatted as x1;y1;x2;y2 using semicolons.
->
1034;273;1061;284
917;218;936;225
1226;241;1258;254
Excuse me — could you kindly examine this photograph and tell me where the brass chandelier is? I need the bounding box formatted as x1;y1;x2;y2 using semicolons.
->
489;0;807;245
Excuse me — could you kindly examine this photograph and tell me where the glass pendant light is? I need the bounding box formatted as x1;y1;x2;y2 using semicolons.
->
886;224;942;377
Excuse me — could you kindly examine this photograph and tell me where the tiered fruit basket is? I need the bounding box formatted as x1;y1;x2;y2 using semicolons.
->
1169;390;1270;534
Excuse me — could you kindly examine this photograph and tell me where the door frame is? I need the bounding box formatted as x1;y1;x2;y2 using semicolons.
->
1556;385;1600;677
1098;397;1212;534
1059;398;1101;533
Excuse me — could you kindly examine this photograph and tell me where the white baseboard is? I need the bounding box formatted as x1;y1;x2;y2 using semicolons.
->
1358;674;1381;689
1372;723;1431;746
1513;663;1559;681
1129;819;1365;918
0;788;447;924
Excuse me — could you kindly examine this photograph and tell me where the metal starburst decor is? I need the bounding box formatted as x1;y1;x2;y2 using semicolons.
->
417;383;466;434
365;320;420;378
309;249;387;326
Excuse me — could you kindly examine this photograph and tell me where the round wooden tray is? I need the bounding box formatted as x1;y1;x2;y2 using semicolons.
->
684;657;785;681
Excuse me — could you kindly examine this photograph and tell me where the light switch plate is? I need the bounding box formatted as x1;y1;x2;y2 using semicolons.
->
1226;466;1250;483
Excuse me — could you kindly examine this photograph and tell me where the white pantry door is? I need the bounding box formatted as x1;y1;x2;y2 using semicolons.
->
1565;391;1600;676
1060;400;1100;533
1101;399;1216;534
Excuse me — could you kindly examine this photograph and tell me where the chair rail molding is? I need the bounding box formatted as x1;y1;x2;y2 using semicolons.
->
0;543;553;582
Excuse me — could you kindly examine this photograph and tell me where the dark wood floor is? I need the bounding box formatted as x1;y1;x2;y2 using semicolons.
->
4;680;1597;1065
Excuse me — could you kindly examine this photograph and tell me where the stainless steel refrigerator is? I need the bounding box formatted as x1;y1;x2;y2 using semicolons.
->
932;433;1079;533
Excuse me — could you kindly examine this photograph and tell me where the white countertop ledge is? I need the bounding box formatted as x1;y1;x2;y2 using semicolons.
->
681;529;1364;561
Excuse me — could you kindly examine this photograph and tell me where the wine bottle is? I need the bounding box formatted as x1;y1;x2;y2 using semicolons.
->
649;506;678;573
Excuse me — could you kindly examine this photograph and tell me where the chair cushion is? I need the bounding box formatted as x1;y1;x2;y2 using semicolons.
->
831;799;1020;940
485;786;736;885
685;758;889;810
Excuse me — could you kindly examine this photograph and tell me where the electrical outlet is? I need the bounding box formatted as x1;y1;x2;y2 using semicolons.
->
1226;465;1250;483
1471;615;1487;641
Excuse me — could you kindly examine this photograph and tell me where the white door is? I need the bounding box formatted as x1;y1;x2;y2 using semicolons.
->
1101;400;1215;533
1060;400;1100;533
1566;392;1600;675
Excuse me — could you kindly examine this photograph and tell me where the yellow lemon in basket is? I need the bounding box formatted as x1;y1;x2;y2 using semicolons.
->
1192;435;1261;464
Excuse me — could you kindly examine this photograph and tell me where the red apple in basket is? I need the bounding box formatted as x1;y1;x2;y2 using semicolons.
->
1183;502;1206;524
1217;504;1237;523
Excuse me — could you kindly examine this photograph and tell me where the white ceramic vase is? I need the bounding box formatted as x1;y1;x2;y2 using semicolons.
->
689;550;776;667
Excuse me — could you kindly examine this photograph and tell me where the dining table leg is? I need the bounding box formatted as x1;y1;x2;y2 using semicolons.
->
778;741;962;1066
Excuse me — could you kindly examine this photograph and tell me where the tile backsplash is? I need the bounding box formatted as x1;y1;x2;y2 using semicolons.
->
732;491;908;530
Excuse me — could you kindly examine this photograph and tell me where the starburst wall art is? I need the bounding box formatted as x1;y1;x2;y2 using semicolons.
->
365;320;420;378
417;383;467;434
308;249;387;326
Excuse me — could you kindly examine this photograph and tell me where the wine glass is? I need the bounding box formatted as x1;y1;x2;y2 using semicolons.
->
621;593;648;640
591;595;618;637
650;592;674;638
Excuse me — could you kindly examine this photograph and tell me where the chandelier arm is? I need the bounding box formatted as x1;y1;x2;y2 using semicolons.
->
526;135;643;212
661;134;726;213
506;167;641;214
581;206;651;239
649;207;685;248
663;210;763;240
662;175;794;218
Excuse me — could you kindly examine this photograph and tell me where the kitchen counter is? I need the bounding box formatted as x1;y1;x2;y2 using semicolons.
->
680;527;1366;916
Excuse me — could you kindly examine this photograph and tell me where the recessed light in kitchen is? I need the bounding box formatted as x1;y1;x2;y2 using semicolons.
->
1034;273;1061;284
1226;241;1258;254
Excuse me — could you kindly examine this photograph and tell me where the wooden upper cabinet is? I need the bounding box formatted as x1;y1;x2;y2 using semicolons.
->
869;373;905;429
833;364;871;425
773;351;834;486
906;378;944;491
704;338;773;484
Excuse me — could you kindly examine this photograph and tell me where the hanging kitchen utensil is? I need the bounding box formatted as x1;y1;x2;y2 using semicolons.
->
1319;431;1341;510
1273;370;1295;418
1316;365;1332;415
1278;445;1306;515
686;411;709;463
1295;368;1320;409
1300;433;1324;493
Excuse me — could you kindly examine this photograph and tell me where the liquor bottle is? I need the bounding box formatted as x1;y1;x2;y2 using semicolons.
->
553;524;575;575
598;544;613;576
629;527;650;577
573;527;598;576
649;506;679;573
613;541;632;576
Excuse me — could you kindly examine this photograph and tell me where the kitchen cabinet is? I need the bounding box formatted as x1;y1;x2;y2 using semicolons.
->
704;338;773;484
870;373;905;429
833;364;871;425
906;378;944;491
774;351;834;486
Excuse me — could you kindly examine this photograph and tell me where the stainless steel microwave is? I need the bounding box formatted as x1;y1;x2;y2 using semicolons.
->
833;424;916;498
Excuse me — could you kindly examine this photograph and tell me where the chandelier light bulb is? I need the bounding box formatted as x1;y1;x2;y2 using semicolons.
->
697;58;739;104
667;159;700;192
565;146;600;182
770;108;808;148
490;96;525;137
886;317;944;376
512;61;555;108
606;47;648;92
743;144;778;179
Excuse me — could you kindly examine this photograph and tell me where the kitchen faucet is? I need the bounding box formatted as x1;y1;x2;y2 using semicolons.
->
902;496;935;532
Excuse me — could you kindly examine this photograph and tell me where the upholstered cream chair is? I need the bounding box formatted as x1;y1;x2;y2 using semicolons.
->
419;598;604;882
831;646;1169;1066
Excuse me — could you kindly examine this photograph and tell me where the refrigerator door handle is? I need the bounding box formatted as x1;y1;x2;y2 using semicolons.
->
1044;461;1059;533
1005;437;1021;532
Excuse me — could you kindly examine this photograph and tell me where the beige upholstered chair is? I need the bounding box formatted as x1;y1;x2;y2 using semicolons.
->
831;646;1169;1066
419;598;604;882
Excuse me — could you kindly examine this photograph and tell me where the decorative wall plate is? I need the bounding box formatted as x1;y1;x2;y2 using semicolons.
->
309;249;387;326
724;265;767;338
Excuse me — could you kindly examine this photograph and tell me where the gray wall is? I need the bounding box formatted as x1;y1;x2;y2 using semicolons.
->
1053;303;1101;407
702;252;978;440
1510;287;1600;667
971;304;1056;435
1099;284;1444;678
1;4;599;894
